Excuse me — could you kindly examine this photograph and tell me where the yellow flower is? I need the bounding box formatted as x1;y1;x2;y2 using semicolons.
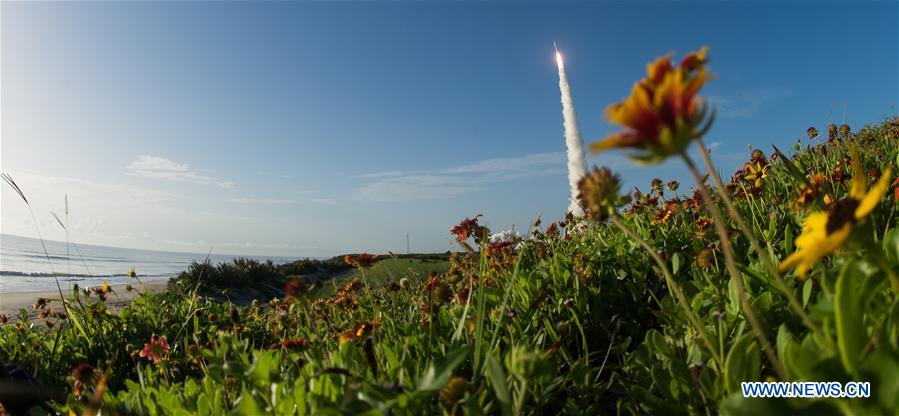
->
780;144;892;277
744;162;768;187
128;267;137;278
590;47;714;164
102;280;111;294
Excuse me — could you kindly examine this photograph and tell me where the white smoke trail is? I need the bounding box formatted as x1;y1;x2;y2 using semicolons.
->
556;49;587;217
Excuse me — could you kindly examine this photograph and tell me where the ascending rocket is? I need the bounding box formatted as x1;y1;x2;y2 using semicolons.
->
555;43;587;217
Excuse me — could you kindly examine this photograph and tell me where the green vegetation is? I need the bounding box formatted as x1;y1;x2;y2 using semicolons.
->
2;47;899;414
170;257;351;296
167;255;450;301
311;256;451;298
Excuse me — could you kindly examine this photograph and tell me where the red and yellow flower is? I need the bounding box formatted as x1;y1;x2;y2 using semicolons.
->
590;47;714;164
139;335;170;363
344;253;377;269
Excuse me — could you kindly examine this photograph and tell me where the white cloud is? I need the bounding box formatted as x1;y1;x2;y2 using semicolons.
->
158;238;328;253
707;88;793;118
230;198;303;204
0;170;185;243
126;155;234;188
310;198;337;205
443;152;563;175
229;195;336;205
354;174;485;202
353;152;570;202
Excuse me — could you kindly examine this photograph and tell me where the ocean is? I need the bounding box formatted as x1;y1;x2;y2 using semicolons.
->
0;234;299;293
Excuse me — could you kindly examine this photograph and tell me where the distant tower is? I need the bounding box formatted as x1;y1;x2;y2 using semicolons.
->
406;234;410;254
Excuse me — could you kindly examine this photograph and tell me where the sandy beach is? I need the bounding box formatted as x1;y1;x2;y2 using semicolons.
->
0;280;169;322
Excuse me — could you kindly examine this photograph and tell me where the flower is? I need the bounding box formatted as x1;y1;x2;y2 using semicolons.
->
439;376;470;410
653;200;679;224
695;216;713;234
696;248;714;269
577;167;623;220
750;149;766;164
70;363;95;383
354;320;380;337
70;363;96;396
344;253;377;269
794;173;827;207
139;335;170;363
338;330;357;344
780;144;893;277
839;123;851;137
32;298;49;310
128;266;137;278
590;47;714;164
807;127;819;139
339;320;380;344
89;282;113;301
281;338;308;350
450;215;488;243
743;162;769;188
428;278;452;305
284;278;309;300
828;123;839;142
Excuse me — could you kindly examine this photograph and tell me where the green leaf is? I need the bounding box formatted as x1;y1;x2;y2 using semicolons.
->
197;394;212;416
802;279;813;307
772;145;808;185
784;225;794;253
725;332;760;394
293;378;307;416
484;354;513;416
246;351;277;389
672;253;681;275
883;227;899;264
834;259;867;377
417;346;470;391
645;329;673;358
776;325;797;379
233;387;266;415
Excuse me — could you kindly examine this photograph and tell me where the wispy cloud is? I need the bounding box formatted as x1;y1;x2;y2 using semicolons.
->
229;196;336;205
707;88;793;118
126;155;234;188
159;238;324;252
353;152;568;202
442;152;563;175
354;175;486;202
230;198;303;204
0;170;185;241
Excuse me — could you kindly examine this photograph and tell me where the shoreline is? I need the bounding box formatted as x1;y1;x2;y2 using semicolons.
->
0;281;169;322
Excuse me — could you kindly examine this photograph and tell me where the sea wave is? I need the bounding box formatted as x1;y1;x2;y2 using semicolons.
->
0;270;173;278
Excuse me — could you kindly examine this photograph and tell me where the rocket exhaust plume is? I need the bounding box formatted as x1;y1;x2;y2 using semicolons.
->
555;44;587;217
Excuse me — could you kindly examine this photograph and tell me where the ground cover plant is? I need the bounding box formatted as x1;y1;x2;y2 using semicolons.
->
1;47;899;415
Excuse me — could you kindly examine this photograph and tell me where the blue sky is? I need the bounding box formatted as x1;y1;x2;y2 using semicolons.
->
2;1;896;257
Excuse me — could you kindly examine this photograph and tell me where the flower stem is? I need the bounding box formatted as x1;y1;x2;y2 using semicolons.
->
871;249;899;293
514;377;528;416
695;140;819;335
610;216;723;366
681;151;787;380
